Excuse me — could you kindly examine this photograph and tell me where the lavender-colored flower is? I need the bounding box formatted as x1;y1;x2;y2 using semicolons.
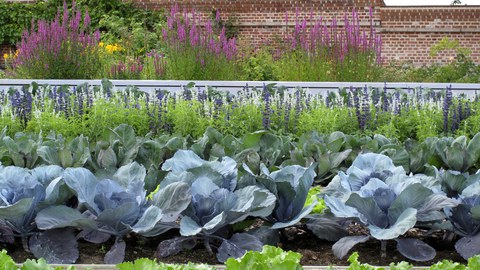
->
284;100;291;131
353;88;361;128
443;85;453;134
213;97;223;120
360;86;370;131
262;85;272;130
394;91;401;115
382;83;389;112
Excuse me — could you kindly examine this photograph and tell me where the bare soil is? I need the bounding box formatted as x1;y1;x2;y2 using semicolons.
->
2;223;466;266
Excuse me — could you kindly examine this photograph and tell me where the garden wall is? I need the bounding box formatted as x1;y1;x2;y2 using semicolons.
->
380;6;480;65
1;0;479;67
131;0;480;66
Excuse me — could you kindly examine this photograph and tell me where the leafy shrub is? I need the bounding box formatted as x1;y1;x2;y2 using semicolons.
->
241;48;279;81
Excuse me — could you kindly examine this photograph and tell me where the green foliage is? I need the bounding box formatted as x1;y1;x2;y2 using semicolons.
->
210;8;238;39
467;255;480;269
167;100;210;138
429;260;466;270
296;106;358;136
0;250;16;270
346;252;414;270
225;245;303;270
241;48;279;81
430;37;471;59
305;186;326;214
118;258;215;270
21;258;71;270
0;0;55;45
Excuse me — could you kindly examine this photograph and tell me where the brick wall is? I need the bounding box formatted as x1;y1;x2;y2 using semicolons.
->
380;6;480;65
131;0;480;66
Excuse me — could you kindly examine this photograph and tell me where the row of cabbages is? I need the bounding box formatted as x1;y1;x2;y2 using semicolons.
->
0;150;477;264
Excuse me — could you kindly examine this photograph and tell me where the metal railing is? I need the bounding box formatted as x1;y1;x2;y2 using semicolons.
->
0;79;479;97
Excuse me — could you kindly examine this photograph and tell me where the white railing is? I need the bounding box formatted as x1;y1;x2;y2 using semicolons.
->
0;79;479;96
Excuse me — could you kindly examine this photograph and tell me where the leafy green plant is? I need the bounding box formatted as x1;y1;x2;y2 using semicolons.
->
21;258;76;270
0;250;17;270
345;252;414;270
435;134;480;172
225;245;303;270
0;1;57;46
118;258;215;270
37;133;91;168
0;130;43;168
305;186;326;214
429;260;466;270
241;48;278;81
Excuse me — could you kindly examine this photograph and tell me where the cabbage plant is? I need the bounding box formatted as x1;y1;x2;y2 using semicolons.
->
435;134;480;172
323;153;458;261
447;181;480;259
241;160;348;244
157;150;276;262
438;169;480;198
36;162;191;264
0;165;74;263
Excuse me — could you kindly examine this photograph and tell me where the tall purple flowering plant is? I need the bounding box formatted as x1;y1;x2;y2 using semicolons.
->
277;7;382;81
8;1;103;79
162;5;239;80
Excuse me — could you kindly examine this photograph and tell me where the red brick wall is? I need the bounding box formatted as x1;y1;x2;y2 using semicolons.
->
380;6;480;65
131;0;480;66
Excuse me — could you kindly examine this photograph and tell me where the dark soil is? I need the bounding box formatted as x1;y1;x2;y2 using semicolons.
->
2;223;466;266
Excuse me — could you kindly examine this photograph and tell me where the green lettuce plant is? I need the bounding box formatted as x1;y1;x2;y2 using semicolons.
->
225;245;303;270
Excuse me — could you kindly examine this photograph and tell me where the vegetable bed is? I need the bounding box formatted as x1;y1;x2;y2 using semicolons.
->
0;82;479;268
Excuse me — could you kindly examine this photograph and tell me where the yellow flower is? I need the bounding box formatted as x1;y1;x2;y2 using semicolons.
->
105;44;122;54
99;42;105;47
3;53;8;60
